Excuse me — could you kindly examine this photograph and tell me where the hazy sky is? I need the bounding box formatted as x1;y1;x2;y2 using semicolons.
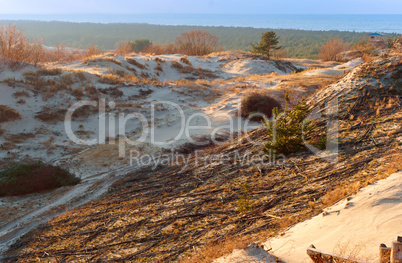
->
0;0;401;14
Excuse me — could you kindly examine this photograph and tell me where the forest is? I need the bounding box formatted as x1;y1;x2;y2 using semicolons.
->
1;20;396;59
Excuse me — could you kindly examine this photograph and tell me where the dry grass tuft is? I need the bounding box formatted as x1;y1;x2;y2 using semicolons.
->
99;74;124;85
0;105;21;123
72;87;84;98
171;60;184;70
13;90;30;98
126;58;146;69
35;107;67;123
180;56;192;65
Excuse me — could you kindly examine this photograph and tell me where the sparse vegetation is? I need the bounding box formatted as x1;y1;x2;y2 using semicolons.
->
0;162;80;196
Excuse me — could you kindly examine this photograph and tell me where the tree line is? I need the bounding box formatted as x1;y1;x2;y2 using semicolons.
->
4;20;393;59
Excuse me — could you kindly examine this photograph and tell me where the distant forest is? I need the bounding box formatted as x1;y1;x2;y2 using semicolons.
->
1;20;395;59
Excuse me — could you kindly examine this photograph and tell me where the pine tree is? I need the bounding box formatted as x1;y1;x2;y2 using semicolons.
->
250;31;281;59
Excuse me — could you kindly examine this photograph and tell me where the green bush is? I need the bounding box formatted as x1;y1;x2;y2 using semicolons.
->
0;162;80;196
263;102;314;156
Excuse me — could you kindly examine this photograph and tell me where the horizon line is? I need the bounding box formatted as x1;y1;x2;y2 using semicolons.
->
0;13;402;15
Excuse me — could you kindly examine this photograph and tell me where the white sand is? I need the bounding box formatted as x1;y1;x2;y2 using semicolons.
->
265;171;402;262
0;52;364;255
214;171;402;263
303;58;362;76
214;244;278;263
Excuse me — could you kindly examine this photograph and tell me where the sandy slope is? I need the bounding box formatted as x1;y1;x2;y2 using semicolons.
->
214;171;402;263
0;52;302;254
0;52;362;257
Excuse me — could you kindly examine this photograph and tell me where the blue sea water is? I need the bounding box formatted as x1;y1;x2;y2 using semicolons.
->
0;14;401;34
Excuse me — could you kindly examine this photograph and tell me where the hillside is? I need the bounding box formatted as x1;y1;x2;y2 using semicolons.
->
1;49;401;262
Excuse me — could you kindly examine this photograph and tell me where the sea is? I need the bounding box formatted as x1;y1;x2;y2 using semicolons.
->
0;14;401;34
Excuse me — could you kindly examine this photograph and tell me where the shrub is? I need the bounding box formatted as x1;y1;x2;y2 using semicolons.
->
0;24;45;67
0;105;21;122
239;92;281;121
0;162;80;196
175;30;220;56
263;102;314;156
319;38;350;61
85;44;102;58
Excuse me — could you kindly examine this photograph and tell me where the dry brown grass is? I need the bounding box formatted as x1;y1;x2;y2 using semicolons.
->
16;98;25;104
126;58;146;69
13;90;30;98
0;24;44;67
332;238;369;263
319;38;350;61
361;53;373;63
179;236;253;263
376;153;402;180
171;60;184;70
99;74;124;85
5;133;36;144
84;85;99;99
0;105;21;123
175;30;220;56
0;25;104;66
322;151;402;206
155;62;164;72
35;107;67;123
72;87;84;98
180;56;192;65
145;43;179;55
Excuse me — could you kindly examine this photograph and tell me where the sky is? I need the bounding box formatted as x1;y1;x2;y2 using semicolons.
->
0;0;401;14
